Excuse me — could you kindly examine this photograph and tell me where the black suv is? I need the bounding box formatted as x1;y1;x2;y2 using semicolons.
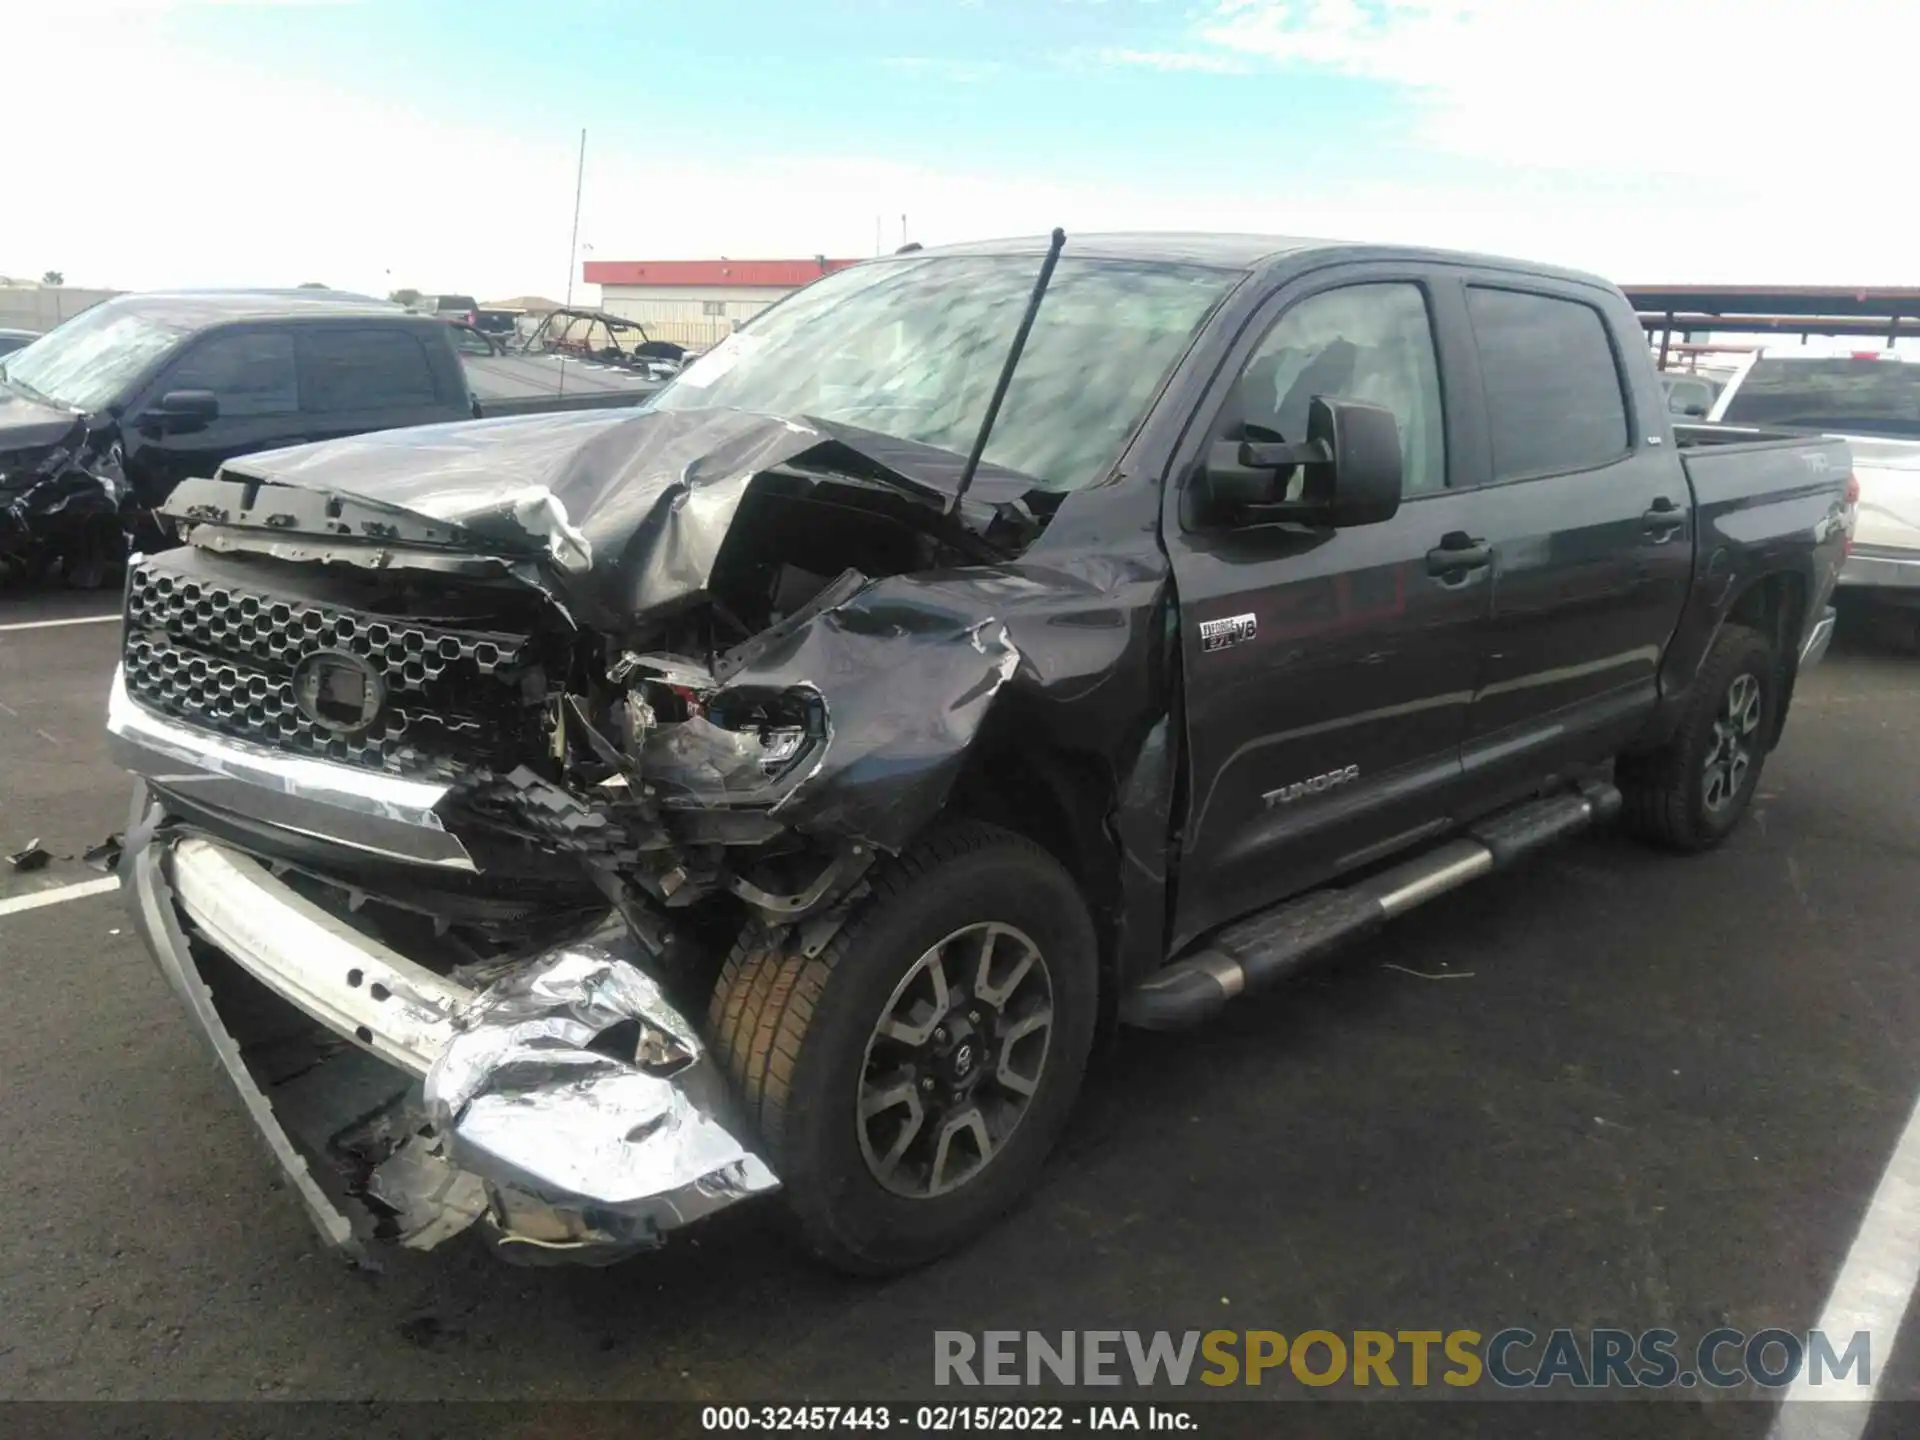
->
0;290;475;586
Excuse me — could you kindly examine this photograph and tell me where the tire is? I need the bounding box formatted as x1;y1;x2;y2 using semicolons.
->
1618;623;1776;852
708;821;1098;1275
63;518;123;591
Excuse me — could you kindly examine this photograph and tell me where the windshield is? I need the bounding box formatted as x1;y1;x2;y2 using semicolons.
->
1721;357;1920;440
0;302;189;411
653;255;1239;492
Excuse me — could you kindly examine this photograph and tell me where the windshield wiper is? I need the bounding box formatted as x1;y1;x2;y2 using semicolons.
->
948;227;1065;515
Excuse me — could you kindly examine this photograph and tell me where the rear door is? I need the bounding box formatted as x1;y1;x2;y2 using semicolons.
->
122;325;306;507
296;325;465;445
1164;266;1495;946
1455;280;1694;801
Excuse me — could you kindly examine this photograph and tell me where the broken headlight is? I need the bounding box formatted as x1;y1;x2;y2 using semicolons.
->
614;655;826;797
693;686;823;781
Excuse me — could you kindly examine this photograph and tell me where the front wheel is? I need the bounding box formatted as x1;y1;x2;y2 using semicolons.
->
708;822;1098;1274
1618;623;1777;852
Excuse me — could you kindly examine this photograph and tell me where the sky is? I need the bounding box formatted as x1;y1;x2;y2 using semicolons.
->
8;0;1916;302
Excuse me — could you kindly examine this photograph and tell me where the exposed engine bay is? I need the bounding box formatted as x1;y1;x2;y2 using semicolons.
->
136;422;1036;953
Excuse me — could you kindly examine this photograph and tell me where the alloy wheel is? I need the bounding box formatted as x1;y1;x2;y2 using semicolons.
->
1702;671;1763;813
856;921;1054;1199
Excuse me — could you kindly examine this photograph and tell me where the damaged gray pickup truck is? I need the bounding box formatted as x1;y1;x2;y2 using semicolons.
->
108;233;1853;1274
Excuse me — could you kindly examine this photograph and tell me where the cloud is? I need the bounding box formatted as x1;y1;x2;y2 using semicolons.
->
7;3;1915;298
879;56;1007;82
1099;48;1253;72
1188;0;1916;185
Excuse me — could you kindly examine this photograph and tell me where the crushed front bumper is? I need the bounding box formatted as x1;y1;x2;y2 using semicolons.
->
123;791;777;1264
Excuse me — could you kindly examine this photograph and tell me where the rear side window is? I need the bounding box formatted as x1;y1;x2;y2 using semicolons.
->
1467;287;1629;480
163;330;298;417
298;328;439;412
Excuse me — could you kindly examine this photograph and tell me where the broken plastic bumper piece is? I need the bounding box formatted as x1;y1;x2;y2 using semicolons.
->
125;822;777;1264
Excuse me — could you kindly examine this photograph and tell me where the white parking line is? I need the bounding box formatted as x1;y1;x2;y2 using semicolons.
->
0;876;121;919
0;614;119;634
1769;1087;1920;1439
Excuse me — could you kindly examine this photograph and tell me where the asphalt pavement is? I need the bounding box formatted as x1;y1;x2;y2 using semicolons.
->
2;594;1918;1429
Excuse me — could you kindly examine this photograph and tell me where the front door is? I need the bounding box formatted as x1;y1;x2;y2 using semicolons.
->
1163;272;1493;949
122;326;306;510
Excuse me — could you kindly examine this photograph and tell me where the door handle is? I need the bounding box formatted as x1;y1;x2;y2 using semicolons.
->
1427;533;1491;576
1642;497;1684;538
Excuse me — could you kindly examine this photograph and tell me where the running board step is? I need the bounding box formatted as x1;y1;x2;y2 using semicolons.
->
1121;780;1621;1030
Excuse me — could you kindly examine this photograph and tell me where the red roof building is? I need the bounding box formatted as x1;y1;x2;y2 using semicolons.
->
586;256;865;350
583;258;862;289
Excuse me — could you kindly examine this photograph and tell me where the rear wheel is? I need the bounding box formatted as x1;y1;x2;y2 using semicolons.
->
1619;624;1776;852
708;822;1098;1274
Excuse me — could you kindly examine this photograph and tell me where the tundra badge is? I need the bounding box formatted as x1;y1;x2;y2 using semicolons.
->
1199;613;1257;653
1264;764;1360;807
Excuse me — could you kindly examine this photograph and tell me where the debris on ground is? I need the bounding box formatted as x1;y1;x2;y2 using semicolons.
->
7;841;51;872
82;834;124;873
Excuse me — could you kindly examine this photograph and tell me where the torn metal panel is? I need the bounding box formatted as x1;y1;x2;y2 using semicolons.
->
420;939;778;1258
698;584;1024;854
0;403;128;577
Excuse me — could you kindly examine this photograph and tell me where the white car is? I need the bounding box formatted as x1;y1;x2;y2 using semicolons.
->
1709;344;1920;605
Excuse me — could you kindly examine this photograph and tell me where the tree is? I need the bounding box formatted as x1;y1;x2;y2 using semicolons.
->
41;270;64;286
388;287;421;307
298;281;328;289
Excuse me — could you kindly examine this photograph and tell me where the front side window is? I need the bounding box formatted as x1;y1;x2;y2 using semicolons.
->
1224;282;1447;495
298;329;438;412
1467;287;1629;480
163;329;298;417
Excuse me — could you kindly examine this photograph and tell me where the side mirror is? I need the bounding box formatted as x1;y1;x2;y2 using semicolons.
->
1203;395;1402;528
150;389;220;433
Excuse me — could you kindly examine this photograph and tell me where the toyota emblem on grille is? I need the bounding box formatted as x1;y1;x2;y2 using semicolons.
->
291;651;387;734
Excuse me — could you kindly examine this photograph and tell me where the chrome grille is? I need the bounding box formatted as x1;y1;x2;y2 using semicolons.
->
122;560;532;776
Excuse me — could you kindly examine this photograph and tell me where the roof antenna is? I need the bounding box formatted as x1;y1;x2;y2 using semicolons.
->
949;227;1065;515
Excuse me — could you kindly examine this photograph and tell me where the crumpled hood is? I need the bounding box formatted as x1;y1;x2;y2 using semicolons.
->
0;385;85;468
188;405;1035;630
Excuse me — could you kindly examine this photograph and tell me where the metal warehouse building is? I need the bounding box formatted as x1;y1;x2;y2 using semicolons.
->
585;257;860;350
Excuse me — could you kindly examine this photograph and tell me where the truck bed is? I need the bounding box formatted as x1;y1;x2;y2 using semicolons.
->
1673;422;1850;512
1647;422;1852;730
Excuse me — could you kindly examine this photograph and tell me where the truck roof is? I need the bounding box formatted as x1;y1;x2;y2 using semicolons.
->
911;232;1618;291
85;289;410;326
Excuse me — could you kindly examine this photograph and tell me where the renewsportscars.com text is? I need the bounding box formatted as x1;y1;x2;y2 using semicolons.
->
933;1328;1871;1391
